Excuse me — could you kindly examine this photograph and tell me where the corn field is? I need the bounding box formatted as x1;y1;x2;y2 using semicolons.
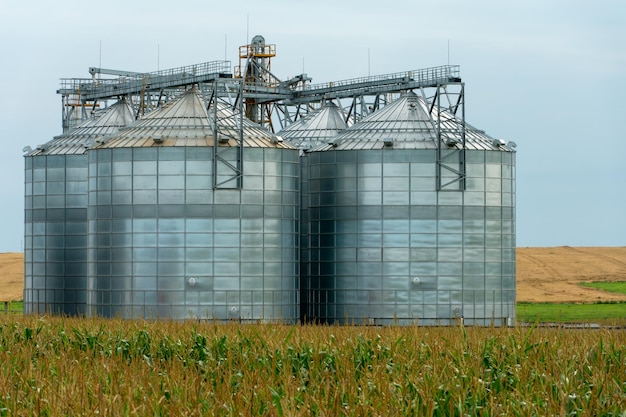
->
0;315;624;416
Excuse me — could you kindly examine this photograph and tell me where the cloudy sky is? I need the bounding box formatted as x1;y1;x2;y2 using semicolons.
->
0;0;624;252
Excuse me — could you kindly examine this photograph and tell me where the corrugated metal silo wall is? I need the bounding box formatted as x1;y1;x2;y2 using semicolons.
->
23;154;88;315
303;147;516;325
86;146;300;322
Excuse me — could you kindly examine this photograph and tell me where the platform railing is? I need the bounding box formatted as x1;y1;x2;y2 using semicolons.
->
302;65;460;93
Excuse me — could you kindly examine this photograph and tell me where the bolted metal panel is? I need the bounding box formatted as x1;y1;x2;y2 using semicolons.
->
303;148;516;325
86;146;300;322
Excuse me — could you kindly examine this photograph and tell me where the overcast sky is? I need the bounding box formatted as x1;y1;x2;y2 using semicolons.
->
0;0;624;252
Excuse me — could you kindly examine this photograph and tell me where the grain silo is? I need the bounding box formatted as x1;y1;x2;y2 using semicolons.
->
31;40;514;326
278;100;349;321
23;99;135;315
302;91;516;325
86;87;300;321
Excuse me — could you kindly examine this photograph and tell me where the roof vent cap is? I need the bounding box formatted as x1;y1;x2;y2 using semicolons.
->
445;137;459;147
492;138;505;147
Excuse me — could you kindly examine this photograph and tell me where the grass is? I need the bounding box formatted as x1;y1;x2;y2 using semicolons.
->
4;299;625;324
0;300;22;314
0;315;624;416
517;301;626;324
580;281;626;295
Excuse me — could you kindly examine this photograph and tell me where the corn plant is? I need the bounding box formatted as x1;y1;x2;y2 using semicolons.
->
0;316;624;416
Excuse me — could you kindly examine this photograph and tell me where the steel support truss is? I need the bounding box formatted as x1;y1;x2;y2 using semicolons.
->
430;83;466;191
199;81;245;190
57;62;466;193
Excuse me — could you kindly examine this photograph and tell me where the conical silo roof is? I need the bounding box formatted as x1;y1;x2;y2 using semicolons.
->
310;91;507;152
98;87;293;149
27;98;135;156
278;101;348;149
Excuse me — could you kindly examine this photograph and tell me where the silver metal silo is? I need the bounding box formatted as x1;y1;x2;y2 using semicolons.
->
86;87;300;322
278;101;349;322
303;91;516;325
23;99;134;315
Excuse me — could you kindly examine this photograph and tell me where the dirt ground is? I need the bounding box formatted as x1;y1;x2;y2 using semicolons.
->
1;247;626;303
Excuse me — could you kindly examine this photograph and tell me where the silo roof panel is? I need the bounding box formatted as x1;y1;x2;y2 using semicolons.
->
307;91;512;152
26;99;135;156
98;88;295;150
278;101;348;149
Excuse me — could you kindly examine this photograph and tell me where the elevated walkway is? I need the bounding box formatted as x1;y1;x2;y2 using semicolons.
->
58;63;460;105
291;65;460;103
58;60;232;100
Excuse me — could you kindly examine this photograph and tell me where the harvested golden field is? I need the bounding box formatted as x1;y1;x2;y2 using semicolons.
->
516;246;626;303
1;247;625;303
0;252;23;301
